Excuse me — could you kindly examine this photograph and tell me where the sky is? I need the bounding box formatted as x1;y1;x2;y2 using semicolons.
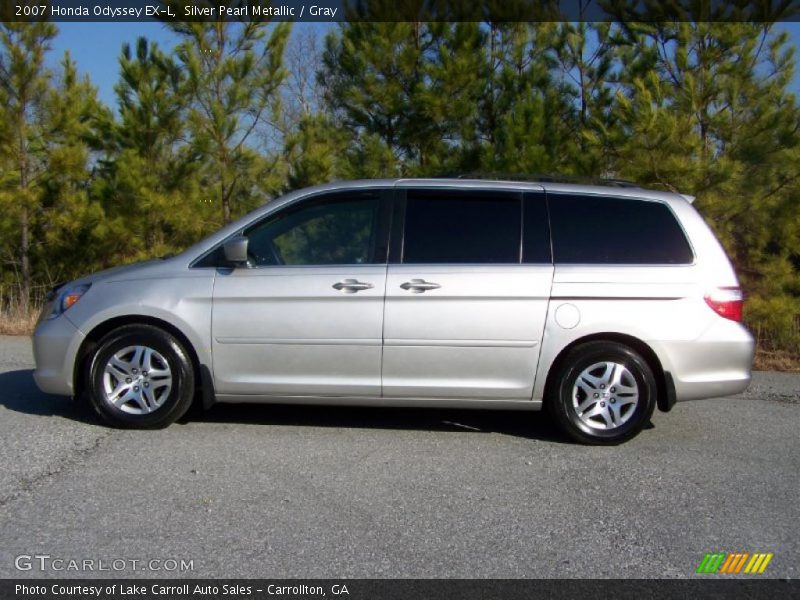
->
50;22;177;106
48;21;800;109
48;22;333;107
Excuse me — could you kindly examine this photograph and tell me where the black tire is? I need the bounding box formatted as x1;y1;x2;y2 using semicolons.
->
546;341;657;445
86;324;195;429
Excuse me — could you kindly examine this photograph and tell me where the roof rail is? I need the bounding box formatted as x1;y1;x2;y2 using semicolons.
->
435;172;642;188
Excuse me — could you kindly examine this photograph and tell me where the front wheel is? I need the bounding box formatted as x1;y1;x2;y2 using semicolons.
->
547;341;657;445
86;324;195;429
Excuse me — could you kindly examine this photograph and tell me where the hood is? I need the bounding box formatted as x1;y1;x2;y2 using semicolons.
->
65;258;173;289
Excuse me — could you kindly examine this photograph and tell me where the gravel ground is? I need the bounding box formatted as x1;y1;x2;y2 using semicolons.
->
0;335;797;579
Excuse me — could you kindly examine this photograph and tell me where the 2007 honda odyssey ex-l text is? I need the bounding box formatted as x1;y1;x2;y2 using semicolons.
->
32;178;754;444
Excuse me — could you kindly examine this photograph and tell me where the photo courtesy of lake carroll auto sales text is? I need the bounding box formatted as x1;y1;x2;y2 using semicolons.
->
14;583;349;596
0;1;798;599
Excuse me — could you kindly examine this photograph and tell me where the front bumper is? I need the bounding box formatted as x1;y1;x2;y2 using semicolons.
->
32;315;85;396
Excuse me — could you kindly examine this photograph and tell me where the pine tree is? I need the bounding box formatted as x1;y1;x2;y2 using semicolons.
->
283;114;347;190
94;37;212;261
320;22;429;174
0;22;57;306
170;20;291;224
322;22;478;175
407;22;485;174
39;53;108;281
553;21;622;175
321;22;494;176
473;22;574;175
611;21;800;350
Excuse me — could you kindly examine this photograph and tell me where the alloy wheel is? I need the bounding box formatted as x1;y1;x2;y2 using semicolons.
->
101;345;173;414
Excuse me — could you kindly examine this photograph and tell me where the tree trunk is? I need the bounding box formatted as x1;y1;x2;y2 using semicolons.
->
19;127;30;308
20;206;30;308
221;178;231;224
222;197;231;224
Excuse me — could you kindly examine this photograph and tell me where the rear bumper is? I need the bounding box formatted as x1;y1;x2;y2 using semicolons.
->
651;320;754;402
32;315;84;396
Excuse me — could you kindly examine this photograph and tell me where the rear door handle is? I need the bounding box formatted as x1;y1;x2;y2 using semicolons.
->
400;279;441;293
332;279;374;293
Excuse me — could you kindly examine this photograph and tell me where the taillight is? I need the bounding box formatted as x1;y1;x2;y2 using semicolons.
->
704;287;744;322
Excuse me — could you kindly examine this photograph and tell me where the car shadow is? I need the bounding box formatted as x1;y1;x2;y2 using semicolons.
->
189;400;573;444
0;368;573;443
0;369;98;424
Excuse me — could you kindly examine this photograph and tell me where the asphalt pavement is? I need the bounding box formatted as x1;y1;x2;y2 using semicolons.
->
0;335;797;579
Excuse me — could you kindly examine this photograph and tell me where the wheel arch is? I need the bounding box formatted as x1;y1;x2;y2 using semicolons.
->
73;315;213;407
542;332;674;413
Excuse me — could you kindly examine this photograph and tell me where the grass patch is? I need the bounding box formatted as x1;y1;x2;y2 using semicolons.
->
0;305;40;336
753;348;800;372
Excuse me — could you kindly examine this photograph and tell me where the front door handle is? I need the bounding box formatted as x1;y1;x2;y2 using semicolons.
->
332;279;374;293
400;279;441;293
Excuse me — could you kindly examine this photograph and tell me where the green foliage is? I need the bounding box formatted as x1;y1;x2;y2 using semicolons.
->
283;114;347;190
38;53;109;281
95;37;213;263
320;22;433;173
169;21;291;223
471;23;570;174
745;295;800;353
601;22;800;350
0;22;58;304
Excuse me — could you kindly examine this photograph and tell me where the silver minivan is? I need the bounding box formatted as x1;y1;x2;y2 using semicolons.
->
32;178;754;444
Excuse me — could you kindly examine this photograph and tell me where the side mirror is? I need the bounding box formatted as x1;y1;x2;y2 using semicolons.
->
223;235;249;265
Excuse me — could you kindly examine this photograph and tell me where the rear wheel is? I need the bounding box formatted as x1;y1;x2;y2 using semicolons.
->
87;324;195;429
547;341;656;445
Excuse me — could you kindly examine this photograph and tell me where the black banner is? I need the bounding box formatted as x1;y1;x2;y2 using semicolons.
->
2;580;800;600
2;0;800;23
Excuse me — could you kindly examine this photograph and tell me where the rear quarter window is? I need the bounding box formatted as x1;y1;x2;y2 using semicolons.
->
548;193;694;264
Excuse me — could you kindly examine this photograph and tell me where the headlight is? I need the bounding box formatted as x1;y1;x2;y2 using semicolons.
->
47;283;91;320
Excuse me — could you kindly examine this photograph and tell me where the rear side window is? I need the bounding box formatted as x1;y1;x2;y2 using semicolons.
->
402;190;521;264
548;194;693;264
